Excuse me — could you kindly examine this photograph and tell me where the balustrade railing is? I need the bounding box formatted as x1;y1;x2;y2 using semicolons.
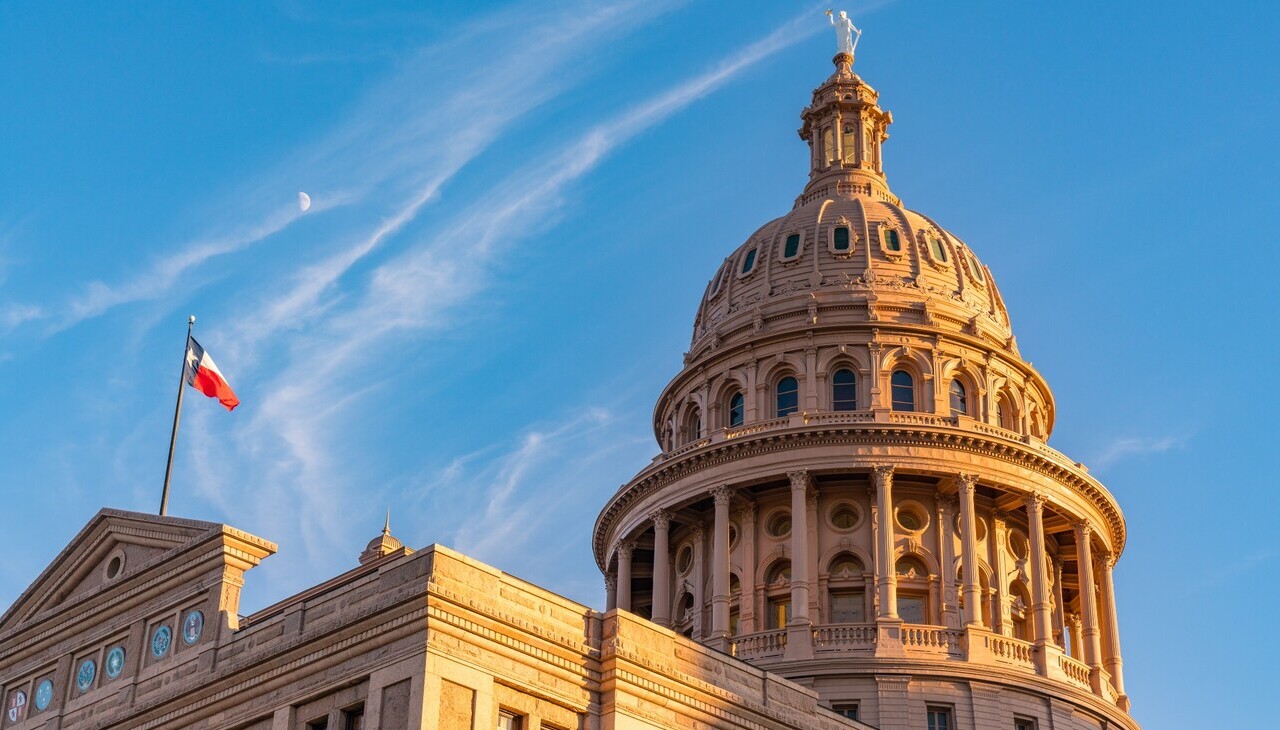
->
730;628;787;659
813;623;876;652
901;625;964;656
1057;653;1091;690
984;633;1036;670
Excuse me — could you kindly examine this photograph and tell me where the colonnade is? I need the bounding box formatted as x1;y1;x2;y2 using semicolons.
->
605;467;1127;705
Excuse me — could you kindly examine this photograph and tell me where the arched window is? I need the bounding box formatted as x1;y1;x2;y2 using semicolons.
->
896;557;931;624
764;560;792;629
728;391;745;427
891;371;915;412
832;368;857;411
842;124;857;163
949;379;967;417
741;248;757;274
828;554;867;624
822;126;835;165
996;394;1014;431
832;226;851;252
776;376;799;417
684;408;702;442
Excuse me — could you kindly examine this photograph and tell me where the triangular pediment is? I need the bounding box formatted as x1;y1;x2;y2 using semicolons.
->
0;509;230;633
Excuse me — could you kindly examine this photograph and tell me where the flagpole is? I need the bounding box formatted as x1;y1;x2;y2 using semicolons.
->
160;315;195;516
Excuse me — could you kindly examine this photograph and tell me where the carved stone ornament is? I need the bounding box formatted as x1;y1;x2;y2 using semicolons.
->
1024;491;1047;511
711;486;735;505
787;470;812;490
603;572;617;590
650;509;672;530
615;540;636;559
871;464;894;486
752;309;765;333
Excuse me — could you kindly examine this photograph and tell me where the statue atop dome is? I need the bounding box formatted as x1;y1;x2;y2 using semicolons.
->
826;9;861;56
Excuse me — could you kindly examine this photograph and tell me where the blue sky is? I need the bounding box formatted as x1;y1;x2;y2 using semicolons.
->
1;2;1276;727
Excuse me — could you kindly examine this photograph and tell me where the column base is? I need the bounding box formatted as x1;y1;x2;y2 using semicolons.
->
707;632;731;654
783;621;814;660
1034;639;1061;677
1117;694;1131;712
873;617;905;658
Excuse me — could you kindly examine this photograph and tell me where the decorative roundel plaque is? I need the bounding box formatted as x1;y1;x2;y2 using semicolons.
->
151;624;173;658
75;659;96;692
105;646;126;679
34;679;53;711
182;610;204;645
6;690;26;722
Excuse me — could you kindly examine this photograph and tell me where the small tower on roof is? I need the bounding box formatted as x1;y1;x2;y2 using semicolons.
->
359;509;413;565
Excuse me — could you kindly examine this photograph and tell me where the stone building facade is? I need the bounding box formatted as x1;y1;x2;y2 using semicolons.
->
0;49;1138;730
592;52;1137;730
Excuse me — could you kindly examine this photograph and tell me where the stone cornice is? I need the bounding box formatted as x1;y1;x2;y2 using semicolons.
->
594;423;1125;571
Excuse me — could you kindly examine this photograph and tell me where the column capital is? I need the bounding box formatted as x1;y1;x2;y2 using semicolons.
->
711;485;735;505
806;486;820;509
603;572;617;590
871;463;894;486
691;521;706;540
1097;549;1115;570
615;539;636;559
992;510;1008;528
738;500;757;521
787;470;812;491
1073;521;1094;539
649;508;672;530
1024;491;1047;512
937;494;958;513
956;472;979;491
1066;612;1082;629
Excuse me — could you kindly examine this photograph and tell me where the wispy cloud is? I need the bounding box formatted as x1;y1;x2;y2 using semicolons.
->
1094;434;1188;467
201;4;827;591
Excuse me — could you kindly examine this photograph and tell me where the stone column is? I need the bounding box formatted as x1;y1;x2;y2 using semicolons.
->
740;502;757;633
650;509;673;627
616;540;634;613
605;572;617;612
1052;557;1067;647
1073;523;1105;694
787;471;812;621
956;473;982;627
1025;493;1053;646
710;487;733;648
873;465;897;618
1066;613;1083;660
1099;551;1129;708
691;523;705;638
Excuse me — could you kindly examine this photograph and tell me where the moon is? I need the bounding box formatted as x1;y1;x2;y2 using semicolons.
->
298;192;312;212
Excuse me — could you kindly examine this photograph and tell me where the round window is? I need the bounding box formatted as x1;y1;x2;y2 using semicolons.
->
766;511;792;538
1008;529;1029;560
676;545;693;574
954;513;988;542
895;504;928;533
829;503;860;531
106;556;123;579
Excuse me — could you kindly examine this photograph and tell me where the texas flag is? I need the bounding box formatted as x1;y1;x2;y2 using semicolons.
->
185;337;240;411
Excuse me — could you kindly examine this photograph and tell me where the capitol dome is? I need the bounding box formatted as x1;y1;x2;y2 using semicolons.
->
594;50;1136;730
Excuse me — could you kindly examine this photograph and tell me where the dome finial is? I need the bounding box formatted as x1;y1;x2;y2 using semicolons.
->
383;507;391;536
359;506;412;565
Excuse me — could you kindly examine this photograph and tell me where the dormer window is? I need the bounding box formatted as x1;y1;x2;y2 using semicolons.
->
966;251;986;283
928;235;949;263
740;248;757;276
782;233;802;260
881;226;902;254
831;226;851;253
707;262;728;299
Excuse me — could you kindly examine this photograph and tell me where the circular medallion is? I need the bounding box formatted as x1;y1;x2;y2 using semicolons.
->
105;646;126;679
76;659;96;692
34;679;53;711
182;610;204;645
6;690;26;722
151;624;172;657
